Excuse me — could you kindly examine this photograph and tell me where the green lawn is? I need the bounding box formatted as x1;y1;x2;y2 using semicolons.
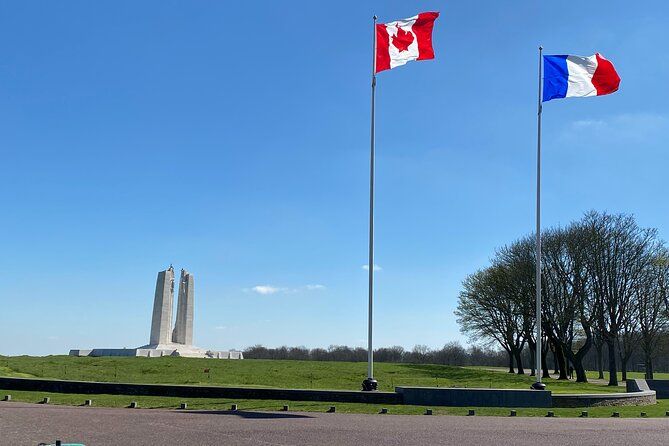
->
2;388;668;418
584;370;669;381
472;366;669;386
2;356;666;417
1;355;620;394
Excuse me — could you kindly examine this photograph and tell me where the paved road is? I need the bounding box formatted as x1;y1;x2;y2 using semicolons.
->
2;402;669;446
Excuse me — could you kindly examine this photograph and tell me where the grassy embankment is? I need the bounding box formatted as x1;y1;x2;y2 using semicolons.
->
1;356;667;417
0;356;624;393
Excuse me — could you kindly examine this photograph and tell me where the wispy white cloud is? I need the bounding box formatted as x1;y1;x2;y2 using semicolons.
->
251;285;281;295
362;264;383;271
563;112;669;145
245;284;326;295
214;325;227;330
571;119;607;130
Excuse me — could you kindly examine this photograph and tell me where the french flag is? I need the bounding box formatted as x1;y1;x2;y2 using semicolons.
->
543;53;620;102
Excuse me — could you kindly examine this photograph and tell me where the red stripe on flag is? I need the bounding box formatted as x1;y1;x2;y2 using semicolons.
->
375;24;390;73
413;12;439;61
592;53;620;96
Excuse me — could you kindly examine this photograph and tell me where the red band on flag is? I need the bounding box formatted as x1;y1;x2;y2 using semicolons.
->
592;53;621;96
375;24;391;73
414;12;439;61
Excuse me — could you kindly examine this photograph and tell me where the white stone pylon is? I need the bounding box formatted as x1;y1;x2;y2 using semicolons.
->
71;266;243;359
172;269;194;345
149;266;175;346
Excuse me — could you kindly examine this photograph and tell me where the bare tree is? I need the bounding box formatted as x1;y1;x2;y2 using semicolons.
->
455;211;667;384
456;266;526;373
433;342;468;365
542;223;596;382
494;238;536;375
583;212;657;386
375;346;405;363
637;250;669;379
617;306;640;381
592;328;605;379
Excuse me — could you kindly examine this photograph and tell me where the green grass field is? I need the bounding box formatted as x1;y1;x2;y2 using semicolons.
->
584;370;669;381
1;356;620;394
479;366;669;383
1;388;668;418
2;356;666;417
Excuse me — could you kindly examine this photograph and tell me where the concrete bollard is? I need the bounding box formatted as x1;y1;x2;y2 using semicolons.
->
327;406;336;413
84;400;93;406
41;397;50;404
546;411;555;417
282;405;289;411
581;411;588;418
612;412;620;418
380;408;388;414
3;395;10;402
179;403;187;410
467;409;475;416
425;409;433;416
509;410;517;417
129;402;138;409
230;404;238;411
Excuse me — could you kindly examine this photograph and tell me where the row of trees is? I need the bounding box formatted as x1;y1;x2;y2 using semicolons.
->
456;211;669;385
243;343;509;366
242;335;669;372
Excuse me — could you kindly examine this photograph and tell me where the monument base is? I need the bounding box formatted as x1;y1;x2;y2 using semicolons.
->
69;344;243;359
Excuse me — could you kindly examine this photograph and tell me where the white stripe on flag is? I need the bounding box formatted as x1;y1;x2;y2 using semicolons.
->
565;55;598;98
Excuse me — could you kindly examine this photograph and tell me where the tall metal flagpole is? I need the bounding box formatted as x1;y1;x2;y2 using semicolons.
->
532;46;546;390
363;15;379;392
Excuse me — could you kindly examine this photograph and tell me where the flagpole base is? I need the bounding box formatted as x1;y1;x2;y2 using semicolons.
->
362;378;378;392
531;381;547;390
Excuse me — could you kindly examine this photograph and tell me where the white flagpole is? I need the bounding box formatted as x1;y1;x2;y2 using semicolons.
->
532;45;546;390
363;15;379;392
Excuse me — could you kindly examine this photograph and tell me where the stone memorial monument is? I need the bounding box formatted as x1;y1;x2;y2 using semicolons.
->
172;268;194;346
70;266;243;359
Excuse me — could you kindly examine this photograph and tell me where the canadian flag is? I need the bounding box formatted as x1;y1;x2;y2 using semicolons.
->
375;12;439;73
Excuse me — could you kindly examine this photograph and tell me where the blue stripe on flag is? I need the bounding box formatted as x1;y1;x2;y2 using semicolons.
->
542;55;568;102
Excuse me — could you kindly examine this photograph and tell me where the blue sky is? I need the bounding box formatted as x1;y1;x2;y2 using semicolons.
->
1;1;668;355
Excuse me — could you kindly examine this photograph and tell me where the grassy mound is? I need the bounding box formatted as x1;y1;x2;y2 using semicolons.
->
1;356;620;394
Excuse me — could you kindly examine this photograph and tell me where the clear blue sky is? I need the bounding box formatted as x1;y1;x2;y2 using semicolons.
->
1;1;667;355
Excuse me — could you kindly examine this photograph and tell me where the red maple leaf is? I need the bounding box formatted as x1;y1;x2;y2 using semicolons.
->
391;25;414;52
